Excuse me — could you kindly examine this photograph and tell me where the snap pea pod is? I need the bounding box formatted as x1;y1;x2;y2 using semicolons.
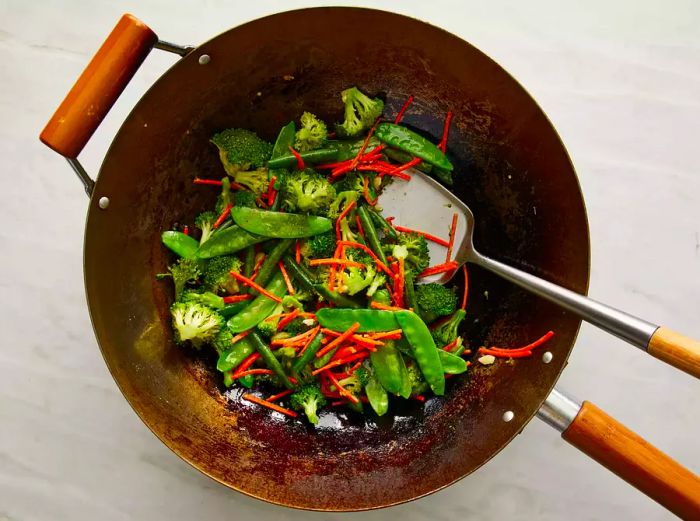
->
291;332;324;373
370;341;408;395
375;122;453;171
219;301;249;319
231;207;332;238
316;308;399;333
249;330;294;389
270;122;295;211
384;148;433;173
227;271;288;332
395;310;445;395
223;372;254;388
369;210;398;241
282;257;362;308
161;231;199;259
267;148;339;169
249;239;294;293
438;349;468;374
216;336;255;372
196;225;266;259
242;245;256;290
404;270;418;312
314;346;338;369
365;376;388;416
357;206;388;265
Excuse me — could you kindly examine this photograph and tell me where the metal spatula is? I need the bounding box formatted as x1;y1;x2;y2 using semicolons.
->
379;169;700;379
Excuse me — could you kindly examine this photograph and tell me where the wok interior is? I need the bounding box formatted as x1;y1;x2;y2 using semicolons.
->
83;8;589;510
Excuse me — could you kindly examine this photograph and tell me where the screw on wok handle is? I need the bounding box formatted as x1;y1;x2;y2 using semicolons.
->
39;14;157;159
560;400;700;519
647;327;700;379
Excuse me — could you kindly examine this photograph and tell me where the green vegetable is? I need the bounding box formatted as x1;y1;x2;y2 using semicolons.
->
170;301;222;349
406;361;428;395
292;332;324;374
368;209;398;241
231;207;332;239
281;169;336;215
256;302;284;338
370;341;408;395
195;225;266;259
215;177;232;214
161;231;200;259
404;270;417;312
414;283;457;323
301;231;336;259
316;308;399;332
219;301;249;318
294;112;328;152
163;258;201;299
234;190;257;208
202;255;242;294
365;376;389;416
282;257;362;308
384;148;433;173
327;190;358;220
388;232;430;276
335;86;384;138
431;166;453;186
314;346;338;369
243;246;256;280
229;168;271;196
271;121;296;158
249;331;294;389
431;309;466;347
216;336;255;371
395;310;445;395
357;205;388;265
180;290;224;309
248;239;294;292
289;383;326;424
194;211;217;245
267;148;339;169
211;128;272;174
332;136;382;161
370;288;392;306
438;349;468;374
227;271;288;332
374;122;453;171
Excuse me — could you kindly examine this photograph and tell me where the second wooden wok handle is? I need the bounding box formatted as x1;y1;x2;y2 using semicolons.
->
648;327;700;379
40;14;157;158
563;401;700;520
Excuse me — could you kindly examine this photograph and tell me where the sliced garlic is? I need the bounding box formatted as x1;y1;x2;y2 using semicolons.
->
478;355;496;365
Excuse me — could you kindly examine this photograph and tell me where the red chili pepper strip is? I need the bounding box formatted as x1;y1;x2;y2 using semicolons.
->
438;111;453;152
362;175;378;206
182;225;190;236
482;331;555;355
272;327;318;346
295;240;301;263
276;308;300;332
223;294;253;304
311;352;369;375
393;225;450;247
266;175;277;207
461;265;469;311
335;199;356;241
213;202;233;229
356;164;412;181
232;352;261;376
235;368;273;377
242;393;298;417
413;395;426;402
387;157;421;176
327;243;344;292
325;371;359;403
321;328;384;346
309;258;364;268
278;261;295;295
288;146;305;170
230;329;252;345
338;241;393;277
298;325;322;355
193;178;223;186
446;213;458;263
394;95;414;124
442;338;461;352
479;348;533;359
355;215;365;239
229;271;282;303
418;261;459;278
250;255;266;281
395;258;405;308
267;389;294;402
350;119;381;169
316;322;361;358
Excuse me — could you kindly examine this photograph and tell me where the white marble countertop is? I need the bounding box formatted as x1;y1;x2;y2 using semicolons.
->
2;1;699;519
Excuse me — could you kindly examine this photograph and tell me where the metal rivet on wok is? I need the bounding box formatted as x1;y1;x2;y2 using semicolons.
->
542;351;553;364
199;54;211;65
502;410;514;423
98;196;110;210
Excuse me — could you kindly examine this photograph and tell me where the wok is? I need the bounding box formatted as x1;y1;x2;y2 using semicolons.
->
39;8;700;517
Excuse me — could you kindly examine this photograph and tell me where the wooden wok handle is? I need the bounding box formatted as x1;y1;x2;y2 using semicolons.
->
647;327;700;379
562;401;700;519
40;14;157;158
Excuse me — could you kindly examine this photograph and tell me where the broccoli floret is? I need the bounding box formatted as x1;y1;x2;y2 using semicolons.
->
414;283;458;323
431;309;467;347
338;367;370;397
170;301;222;349
282;295;305;311
212;327;234;354
281;169;336;215
168;258;201;299
366;273;386;297
333;172;364;197
294;112;328;152
394;232;430;275
231;169;270;196
335;87;384;138
370;288;392;306
211;128;272;174
301;231;337;259
342;249;375;295
327;190;358;219
406;362;429;395
195;211;217;245
180;289;224;309
283;318;306;336
256;302;284;338
234;189;258;208
289;383;327;425
203;255;243;294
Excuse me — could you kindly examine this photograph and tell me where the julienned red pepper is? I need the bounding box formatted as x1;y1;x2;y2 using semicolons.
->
288;146;305;170
213;202;233;229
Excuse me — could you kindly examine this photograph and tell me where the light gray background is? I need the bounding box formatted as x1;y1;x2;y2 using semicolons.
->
2;1;699;520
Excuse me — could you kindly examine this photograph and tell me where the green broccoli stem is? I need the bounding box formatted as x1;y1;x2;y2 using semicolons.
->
357;206;388;265
369;209;399;241
282;256;362;309
249;239;294;295
404;270;417;311
249;331;294;389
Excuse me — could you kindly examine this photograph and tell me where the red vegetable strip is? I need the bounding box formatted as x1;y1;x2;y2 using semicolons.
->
442;338;460;352
355;215;365;239
369;329;403;340
393;225;450;247
461;265;469;311
267;389;294;402
183;225;189;236
232;352;261;376
272;327;317;346
418;261;459;278
230;329;252;345
193;177;223;186
438;111;453;152
335;199;356;241
362;175;378;206
316;322;361;358
446;213;458;262
311;352;369;375
309;258;364;268
321;328;384;346
266;175;277;207
394;95;414;124
278;261;295;295
288;146;305;170
338;241;393;277
277;308;300;332
255;197;269;209
242;393;298;418
235;368;273;377
295;240;301;264
350;119;381;169
483;331;555;354
229;271;282;303
213;202;232;229
298;325;322;355
325;371;359;404
388;157;421;176
413;395;426;402
223;294;253;304
356;164;412;181
395;258;405;308
479;348;533;359
250;255;266;281
370;301;403;312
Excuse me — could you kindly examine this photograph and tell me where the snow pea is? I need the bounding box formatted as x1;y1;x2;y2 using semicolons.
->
394;310;445;395
216;336;255;372
331;137;382;161
196;225;266;259
227;271;288;332
161;231;199;259
291;331;324;373
404;270;417;312
384;148;433;173
357;206;388;265
223;371;254;388
267;148;339;169
438;349;468;374
315;308;399;333
231;207;332;238
370;341;408;395
249;331;294;389
250;239;294;293
365;376;388;416
271;121;296;158
375;123;453;171
219;301;249;319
